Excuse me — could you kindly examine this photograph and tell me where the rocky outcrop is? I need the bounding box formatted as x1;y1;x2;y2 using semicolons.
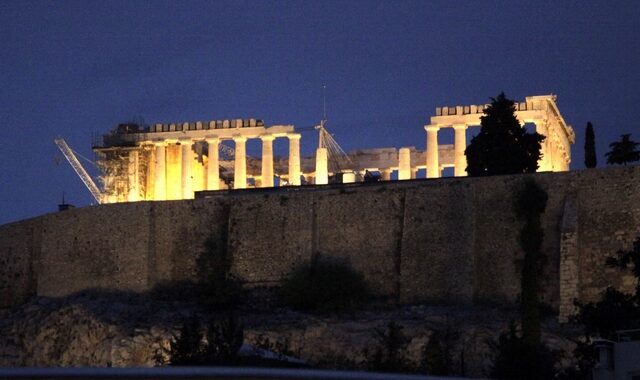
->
0;293;579;377
0;294;182;367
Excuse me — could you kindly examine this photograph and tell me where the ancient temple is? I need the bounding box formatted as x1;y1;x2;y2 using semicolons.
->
92;95;574;203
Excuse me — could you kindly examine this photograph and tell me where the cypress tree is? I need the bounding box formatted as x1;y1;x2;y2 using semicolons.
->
465;93;545;176
584;122;597;168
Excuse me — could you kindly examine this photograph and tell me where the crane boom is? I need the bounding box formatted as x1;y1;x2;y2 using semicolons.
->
315;122;355;175
54;138;103;204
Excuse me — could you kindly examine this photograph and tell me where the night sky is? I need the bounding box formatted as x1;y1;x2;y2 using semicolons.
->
1;1;639;225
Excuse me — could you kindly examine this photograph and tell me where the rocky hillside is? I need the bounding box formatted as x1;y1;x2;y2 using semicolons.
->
0;292;579;377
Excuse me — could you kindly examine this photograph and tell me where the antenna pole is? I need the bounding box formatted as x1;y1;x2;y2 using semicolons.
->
322;84;327;123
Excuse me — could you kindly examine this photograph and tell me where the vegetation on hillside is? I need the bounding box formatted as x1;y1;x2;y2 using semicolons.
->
168;314;243;366
561;237;640;378
365;321;411;373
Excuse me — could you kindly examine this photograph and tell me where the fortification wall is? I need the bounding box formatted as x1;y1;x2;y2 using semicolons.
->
0;218;40;307
1;167;638;318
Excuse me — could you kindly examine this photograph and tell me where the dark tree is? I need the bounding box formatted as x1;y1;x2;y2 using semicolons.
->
491;324;556;380
196;210;244;311
605;134;640;166
421;332;450;376
202;314;244;364
606;237;640;299
584;122;597;168
169;317;204;365
491;180;554;380
366;322;410;373
168;314;244;366
515;179;548;348
565;237;640;378
465;93;545;176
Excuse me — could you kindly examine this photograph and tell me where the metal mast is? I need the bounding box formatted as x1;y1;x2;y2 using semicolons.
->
315;123;355;175
314;84;355;175
54;138;103;204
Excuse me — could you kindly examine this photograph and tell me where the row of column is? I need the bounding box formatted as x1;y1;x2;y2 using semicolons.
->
424;119;567;178
312;144;452;185
152;133;302;200
424;124;468;178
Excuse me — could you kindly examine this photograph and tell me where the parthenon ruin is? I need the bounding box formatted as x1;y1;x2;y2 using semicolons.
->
93;95;575;203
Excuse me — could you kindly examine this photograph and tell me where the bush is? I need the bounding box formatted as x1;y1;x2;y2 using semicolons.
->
168;316;204;366
280;257;369;313
168;314;244;366
366;321;411;373
420;331;453;376
490;324;557;380
562;237;640;377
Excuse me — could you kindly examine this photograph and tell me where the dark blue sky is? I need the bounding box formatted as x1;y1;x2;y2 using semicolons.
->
1;0;639;225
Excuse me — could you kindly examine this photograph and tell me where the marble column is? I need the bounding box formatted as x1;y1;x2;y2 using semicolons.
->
165;141;181;200
154;141;166;201
425;124;440;178
127;150;139;202
206;137;219;191
288;133;301;186
315;147;328;185
180;139;193;199
233;135;247;189
534;119;552;172
398;147;411;180
261;134;275;188
453;124;468;177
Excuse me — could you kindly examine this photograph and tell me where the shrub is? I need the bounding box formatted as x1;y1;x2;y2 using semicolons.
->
168;314;244;366
420;331;453;376
366;321;411;373
202;313;244;363
490;324;557;380
253;334;295;360
168;316;204;366
562;237;640;377
280;257;369;313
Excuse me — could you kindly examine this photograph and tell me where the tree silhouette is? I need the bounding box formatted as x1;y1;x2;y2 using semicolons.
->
465;93;545;176
516;179;548;348
491;180;555;380
584;122;597;168
566;237;640;378
168;314;244;366
605;134;640;166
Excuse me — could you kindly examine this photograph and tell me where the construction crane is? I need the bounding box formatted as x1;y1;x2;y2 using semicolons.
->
54;138;103;204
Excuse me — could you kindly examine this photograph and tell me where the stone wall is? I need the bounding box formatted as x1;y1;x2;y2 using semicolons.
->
1;167;639;320
0;218;40;308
